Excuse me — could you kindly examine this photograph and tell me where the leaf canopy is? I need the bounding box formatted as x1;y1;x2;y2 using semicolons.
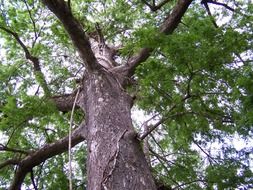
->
0;0;253;189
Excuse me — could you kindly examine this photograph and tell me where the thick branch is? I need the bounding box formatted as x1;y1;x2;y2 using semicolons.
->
41;0;101;71
124;0;193;77
51;91;80;112
8;126;85;190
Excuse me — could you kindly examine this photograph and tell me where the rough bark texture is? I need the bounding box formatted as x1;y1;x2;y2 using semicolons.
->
82;70;156;190
22;1;193;189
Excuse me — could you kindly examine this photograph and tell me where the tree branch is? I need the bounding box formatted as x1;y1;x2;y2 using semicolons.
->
30;169;39;190
138;115;171;140
0;25;50;96
192;140;217;165
41;0;101;71
22;0;38;40
123;0;193;77
0;159;20;170
172;179;207;190
202;0;235;12
0;144;31;155
138;93;193;140
201;1;218;28
51;89;82;112
8;125;86;190
142;0;173;12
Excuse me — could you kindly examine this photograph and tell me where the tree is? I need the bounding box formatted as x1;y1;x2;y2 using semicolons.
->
0;0;252;189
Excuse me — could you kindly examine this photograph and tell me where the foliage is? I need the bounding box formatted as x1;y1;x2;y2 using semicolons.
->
0;0;252;189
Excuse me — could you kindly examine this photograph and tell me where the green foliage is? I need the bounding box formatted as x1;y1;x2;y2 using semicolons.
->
135;3;253;189
0;0;252;189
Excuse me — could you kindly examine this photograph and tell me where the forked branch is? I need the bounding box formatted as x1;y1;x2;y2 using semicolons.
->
142;0;173;12
201;1;218;28
201;0;235;12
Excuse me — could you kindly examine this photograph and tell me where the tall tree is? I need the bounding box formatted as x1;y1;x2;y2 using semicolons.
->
0;0;252;189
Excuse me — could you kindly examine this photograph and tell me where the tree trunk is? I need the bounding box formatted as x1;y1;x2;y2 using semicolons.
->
82;70;156;190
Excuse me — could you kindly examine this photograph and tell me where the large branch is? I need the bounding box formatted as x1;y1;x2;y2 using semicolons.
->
41;0;101;71
123;0;193;77
51;91;81;112
8;126;85;190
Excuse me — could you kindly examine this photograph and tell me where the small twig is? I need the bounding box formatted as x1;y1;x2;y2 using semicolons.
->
30;169;38;190
138;104;177;140
35;162;45;188
22;0;37;39
205;0;235;12
143;123;151;167
141;113;160;128
235;53;246;65
68;87;80;190
201;1;219;28
149;149;181;187
138;91;194;140
6;127;18;147
0;144;31;155
172;179;207;190
0;26;31;57
193;140;218;165
142;0;172;12
139;116;169;140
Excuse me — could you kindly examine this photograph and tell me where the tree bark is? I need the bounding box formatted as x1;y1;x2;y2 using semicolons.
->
82;70;156;190
40;1;193;189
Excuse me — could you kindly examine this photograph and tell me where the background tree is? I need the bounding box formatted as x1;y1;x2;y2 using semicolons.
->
0;0;252;189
